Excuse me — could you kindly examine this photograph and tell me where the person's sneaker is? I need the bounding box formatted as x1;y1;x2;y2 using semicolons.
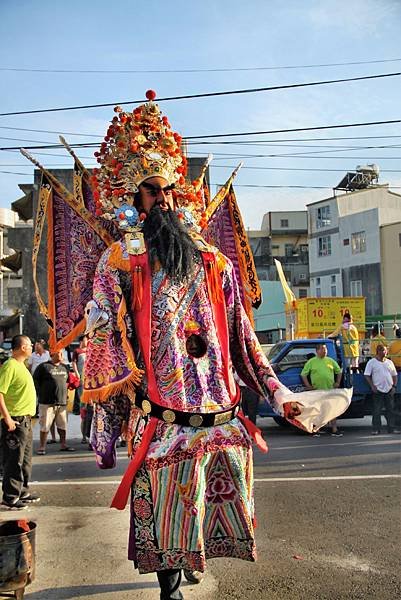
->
2;499;29;510
20;492;41;503
371;430;380;435
331;431;343;437
183;569;204;584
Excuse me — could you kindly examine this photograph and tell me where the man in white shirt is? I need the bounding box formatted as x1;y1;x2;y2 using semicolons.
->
364;344;399;435
27;340;50;421
27;341;50;375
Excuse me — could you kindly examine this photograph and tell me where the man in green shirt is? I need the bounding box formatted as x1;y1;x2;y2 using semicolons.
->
301;343;343;436
0;334;40;509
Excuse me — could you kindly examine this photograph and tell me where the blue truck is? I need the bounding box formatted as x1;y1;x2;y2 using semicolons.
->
257;337;401;425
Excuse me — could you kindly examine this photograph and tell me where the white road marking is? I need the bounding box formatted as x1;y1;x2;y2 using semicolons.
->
254;474;401;482
30;474;401;486
269;439;401;451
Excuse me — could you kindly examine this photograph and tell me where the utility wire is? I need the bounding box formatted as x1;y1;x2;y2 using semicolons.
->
1;58;400;74
0;72;399;116
185;119;401;140
2;135;400;154
1;125;401;143
228;184;401;189
1;118;400;151
1;163;398;174
1;170;398;190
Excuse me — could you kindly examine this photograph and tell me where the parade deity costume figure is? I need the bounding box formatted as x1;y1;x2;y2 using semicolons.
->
82;91;285;575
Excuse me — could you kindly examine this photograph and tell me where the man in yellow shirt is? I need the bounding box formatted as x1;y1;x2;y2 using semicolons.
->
389;325;401;369
0;335;40;509
328;311;359;371
370;324;388;358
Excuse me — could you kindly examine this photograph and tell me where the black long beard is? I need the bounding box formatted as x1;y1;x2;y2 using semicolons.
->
142;207;198;282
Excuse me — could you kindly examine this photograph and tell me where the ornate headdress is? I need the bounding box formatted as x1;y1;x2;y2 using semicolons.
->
91;90;207;230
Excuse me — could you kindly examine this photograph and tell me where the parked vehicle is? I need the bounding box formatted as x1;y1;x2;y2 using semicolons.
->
257;337;401;426
0;340;12;364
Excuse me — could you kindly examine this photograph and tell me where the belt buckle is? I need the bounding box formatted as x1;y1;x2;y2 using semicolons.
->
214;410;232;426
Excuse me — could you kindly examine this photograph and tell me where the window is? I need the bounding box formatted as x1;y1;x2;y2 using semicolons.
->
285;243;294;257
299;273;306;280
331;285;337;297
317;206;331;228
318;235;331;256
331;275;336;284
350;280;362;296
280;345;317;366
300;244;308;253
399;233;401;247
280;219;289;227
299;288;307;298
316;277;321;285
351;231;366;254
343;238;350;246
316;287;321;298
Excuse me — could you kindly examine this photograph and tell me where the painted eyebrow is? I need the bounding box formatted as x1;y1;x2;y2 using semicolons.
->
142;182;175;193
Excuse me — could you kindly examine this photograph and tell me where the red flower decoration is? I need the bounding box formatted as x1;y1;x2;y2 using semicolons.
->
145;89;156;101
205;469;238;504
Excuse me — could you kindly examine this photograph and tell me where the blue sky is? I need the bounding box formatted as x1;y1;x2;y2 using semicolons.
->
0;0;400;228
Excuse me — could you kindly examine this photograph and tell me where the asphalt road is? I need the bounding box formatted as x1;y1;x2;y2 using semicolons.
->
1;415;400;600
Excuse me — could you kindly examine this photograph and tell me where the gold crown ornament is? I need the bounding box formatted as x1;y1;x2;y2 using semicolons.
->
91;90;208;230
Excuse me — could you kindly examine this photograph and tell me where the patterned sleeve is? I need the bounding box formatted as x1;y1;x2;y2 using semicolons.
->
85;246;137;469
222;256;278;398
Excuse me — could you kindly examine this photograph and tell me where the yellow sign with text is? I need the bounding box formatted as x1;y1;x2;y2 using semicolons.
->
290;297;365;337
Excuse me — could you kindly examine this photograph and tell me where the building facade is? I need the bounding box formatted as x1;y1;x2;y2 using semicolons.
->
308;186;401;317
248;210;309;299
0;207;25;340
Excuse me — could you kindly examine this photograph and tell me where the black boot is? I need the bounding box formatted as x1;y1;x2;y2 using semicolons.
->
157;569;184;600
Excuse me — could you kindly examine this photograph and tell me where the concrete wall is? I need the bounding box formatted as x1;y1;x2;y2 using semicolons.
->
261;210;307;233
380;221;401;314
338;208;381;268
336;187;401;218
342;263;383;316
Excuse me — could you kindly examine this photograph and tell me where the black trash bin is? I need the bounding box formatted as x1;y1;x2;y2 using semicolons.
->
0;520;36;599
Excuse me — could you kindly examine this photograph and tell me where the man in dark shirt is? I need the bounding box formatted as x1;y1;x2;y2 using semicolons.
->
33;350;76;454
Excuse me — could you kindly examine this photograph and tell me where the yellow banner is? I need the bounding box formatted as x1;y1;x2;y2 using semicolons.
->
295;297;365;335
274;259;296;305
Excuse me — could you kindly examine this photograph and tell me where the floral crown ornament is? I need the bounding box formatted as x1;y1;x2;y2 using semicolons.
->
91;90;208;230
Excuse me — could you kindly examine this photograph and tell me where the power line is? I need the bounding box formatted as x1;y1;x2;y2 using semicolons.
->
229;184;401;189
2;163;398;174
185;119;401;140
1;118;400;151
1;58;400;74
188;135;401;145
0;72;399;117
212;165;400;173
2;170;398;190
1;125;401;143
2;134;400;154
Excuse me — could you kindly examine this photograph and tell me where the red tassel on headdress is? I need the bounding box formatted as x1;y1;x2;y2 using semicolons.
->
132;265;143;310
